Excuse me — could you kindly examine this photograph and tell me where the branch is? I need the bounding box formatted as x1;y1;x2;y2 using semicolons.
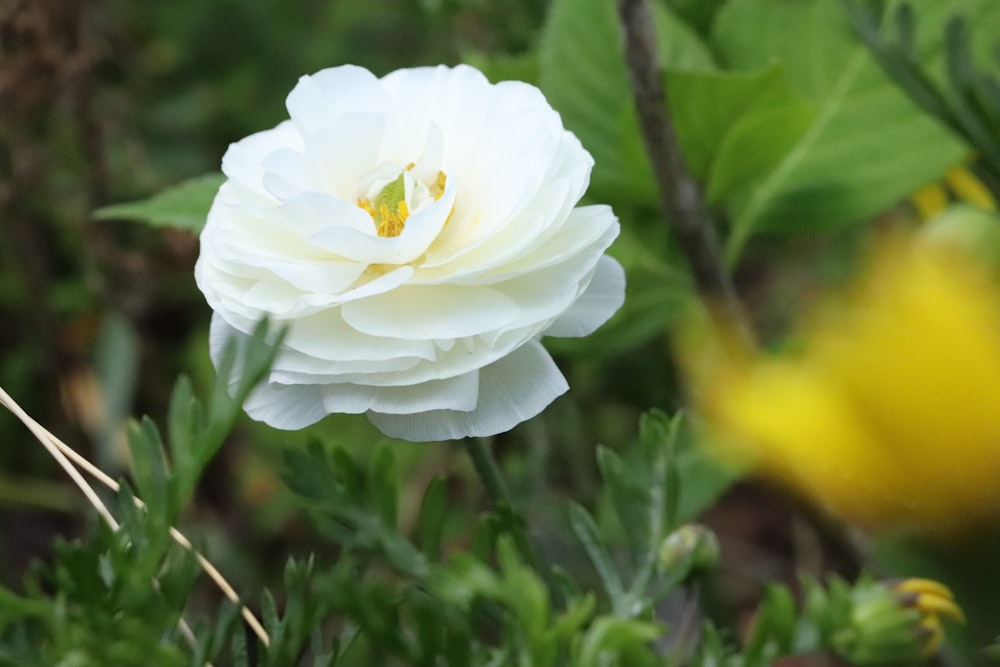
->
616;0;753;344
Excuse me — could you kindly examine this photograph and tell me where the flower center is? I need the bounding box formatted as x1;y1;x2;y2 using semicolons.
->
356;164;447;238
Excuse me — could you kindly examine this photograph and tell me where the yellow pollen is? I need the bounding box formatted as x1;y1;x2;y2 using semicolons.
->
356;169;448;238
376;200;408;238
432;171;447;201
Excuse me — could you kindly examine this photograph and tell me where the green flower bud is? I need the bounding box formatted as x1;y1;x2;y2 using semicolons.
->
656;523;720;578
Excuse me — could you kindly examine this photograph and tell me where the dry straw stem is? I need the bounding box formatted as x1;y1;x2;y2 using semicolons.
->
0;385;270;649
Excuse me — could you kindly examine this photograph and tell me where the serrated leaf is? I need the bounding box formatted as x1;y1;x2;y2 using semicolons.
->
94;173;224;232
282;442;340;505
417;477;448;560
261;589;282;645
230;627;250;667
330;447;365;502
567;503;626;607
596;445;650;568
126;416;171;516
539;0;714;205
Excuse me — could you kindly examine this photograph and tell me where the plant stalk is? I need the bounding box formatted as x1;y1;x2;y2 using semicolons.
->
465;437;543;572
615;0;753;346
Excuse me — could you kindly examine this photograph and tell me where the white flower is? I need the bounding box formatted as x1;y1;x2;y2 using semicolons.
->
195;64;624;441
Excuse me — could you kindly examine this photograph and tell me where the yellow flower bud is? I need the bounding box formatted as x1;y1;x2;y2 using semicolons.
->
832;578;964;664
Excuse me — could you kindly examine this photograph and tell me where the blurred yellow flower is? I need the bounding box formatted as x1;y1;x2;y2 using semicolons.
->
687;235;1000;533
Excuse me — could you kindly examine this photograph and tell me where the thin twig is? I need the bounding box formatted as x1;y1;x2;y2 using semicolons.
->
0;385;270;648
615;0;753;346
0;386;119;530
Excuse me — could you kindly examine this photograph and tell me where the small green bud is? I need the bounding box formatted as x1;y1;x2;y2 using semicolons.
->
657;523;720;578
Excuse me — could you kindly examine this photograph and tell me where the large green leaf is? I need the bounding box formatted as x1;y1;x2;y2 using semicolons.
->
710;0;1000;260
663;64;817;211
539;0;715;205
94;172;224;233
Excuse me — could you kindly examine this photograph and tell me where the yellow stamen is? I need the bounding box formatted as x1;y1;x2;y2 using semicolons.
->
357;197;376;218
356;168;447;238
357;172;410;238
432;171;447;201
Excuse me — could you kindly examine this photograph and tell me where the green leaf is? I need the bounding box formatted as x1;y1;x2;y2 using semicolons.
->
567;503;626;608
711;0;978;260
597;446;650;568
230;627;250;667
417;477;448;560
261;589;283;649
539;0;714;205
743;584;798;665
369;444;398;528
496;536;552;662
126;416;171;517
92;311;139;472
666;64;815;181
94;172;225;232
576;616;663;667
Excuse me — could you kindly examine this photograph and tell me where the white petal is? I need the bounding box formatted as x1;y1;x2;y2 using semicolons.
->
341;284;520;339
545;255;626;338
367;340;568;441
381;65;492;160
284;307;434;362
209;315;325;429
301;114;388;199
260;147;317;201
420;174;572;271
483;205;618;281
244;381;327;429
208;312;241;370
221;120;302;197
271;353;424;380
286;66;393;135
318;370;479;414
277;191;375;237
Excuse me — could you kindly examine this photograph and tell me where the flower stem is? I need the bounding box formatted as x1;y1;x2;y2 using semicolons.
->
615;0;754;346
466;437;542;572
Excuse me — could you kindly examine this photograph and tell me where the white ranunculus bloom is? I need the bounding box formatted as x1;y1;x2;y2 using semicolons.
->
195;64;624;441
